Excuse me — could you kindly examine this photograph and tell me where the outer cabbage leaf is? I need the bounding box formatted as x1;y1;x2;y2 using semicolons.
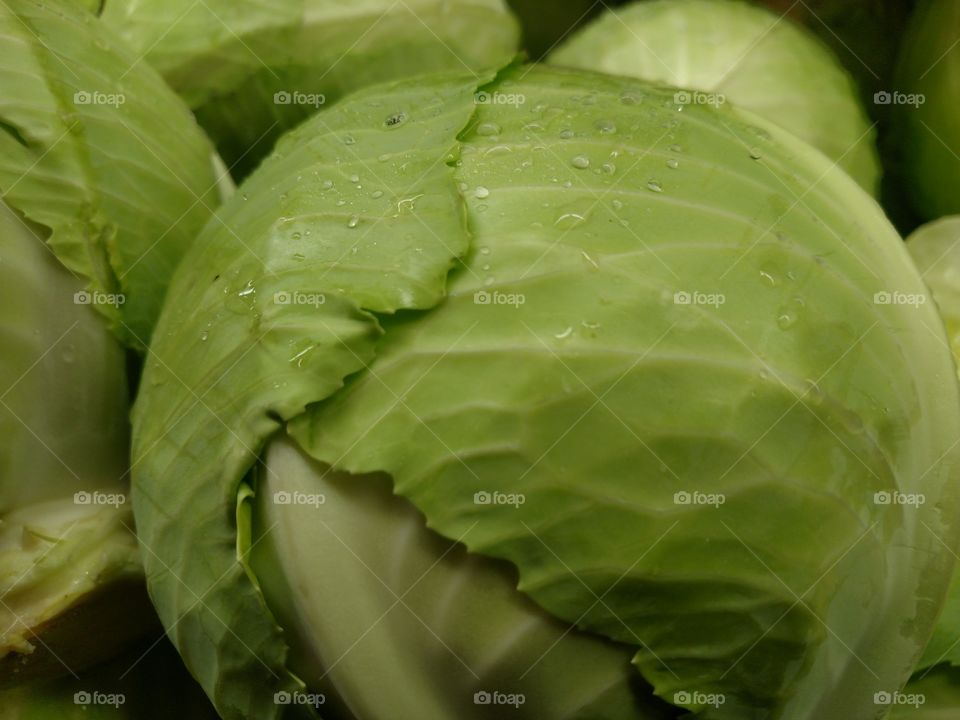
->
99;0;520;178
131;73;488;719
250;436;672;719
906;216;960;378
291;66;960;718
893;0;960;220
0;202;127;513
906;216;960;670
0;200;146;679
549;0;880;195
0;0;221;348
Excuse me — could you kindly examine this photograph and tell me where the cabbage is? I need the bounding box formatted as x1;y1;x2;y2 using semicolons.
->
96;0;520;178
549;0;881;195
0;200;145;680
0;0;222;680
0;0;222;348
906;216;960;375
904;216;960;682
132;63;960;719
894;0;960;220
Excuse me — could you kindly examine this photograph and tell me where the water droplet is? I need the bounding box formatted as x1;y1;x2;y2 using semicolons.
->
480;246;491;255
749;147;763;160
347;215;359;228
560;129;575;139
384;111;407;128
669;144;682;153
321;180;333;190
349;174;360;183
666;158;679;169
291;231;302;240
582;320;601;329
237;283;255;298
646;180;663;193
759;263;782;287
620;91;644;105
611;199;624;210
200;330;209;341
292;252;305;261
343;135;356;145
595;119;616;134
477;122;501;137
776;312;796;330
554;327;573;339
600;162;616;174
484;144;513;157
555;212;587;229
371;190;384;199
475;186;491;199
377;153;391;162
572;155;590;169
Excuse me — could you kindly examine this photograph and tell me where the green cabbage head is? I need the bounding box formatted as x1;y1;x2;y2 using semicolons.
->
132;64;960;720
550;0;880;196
